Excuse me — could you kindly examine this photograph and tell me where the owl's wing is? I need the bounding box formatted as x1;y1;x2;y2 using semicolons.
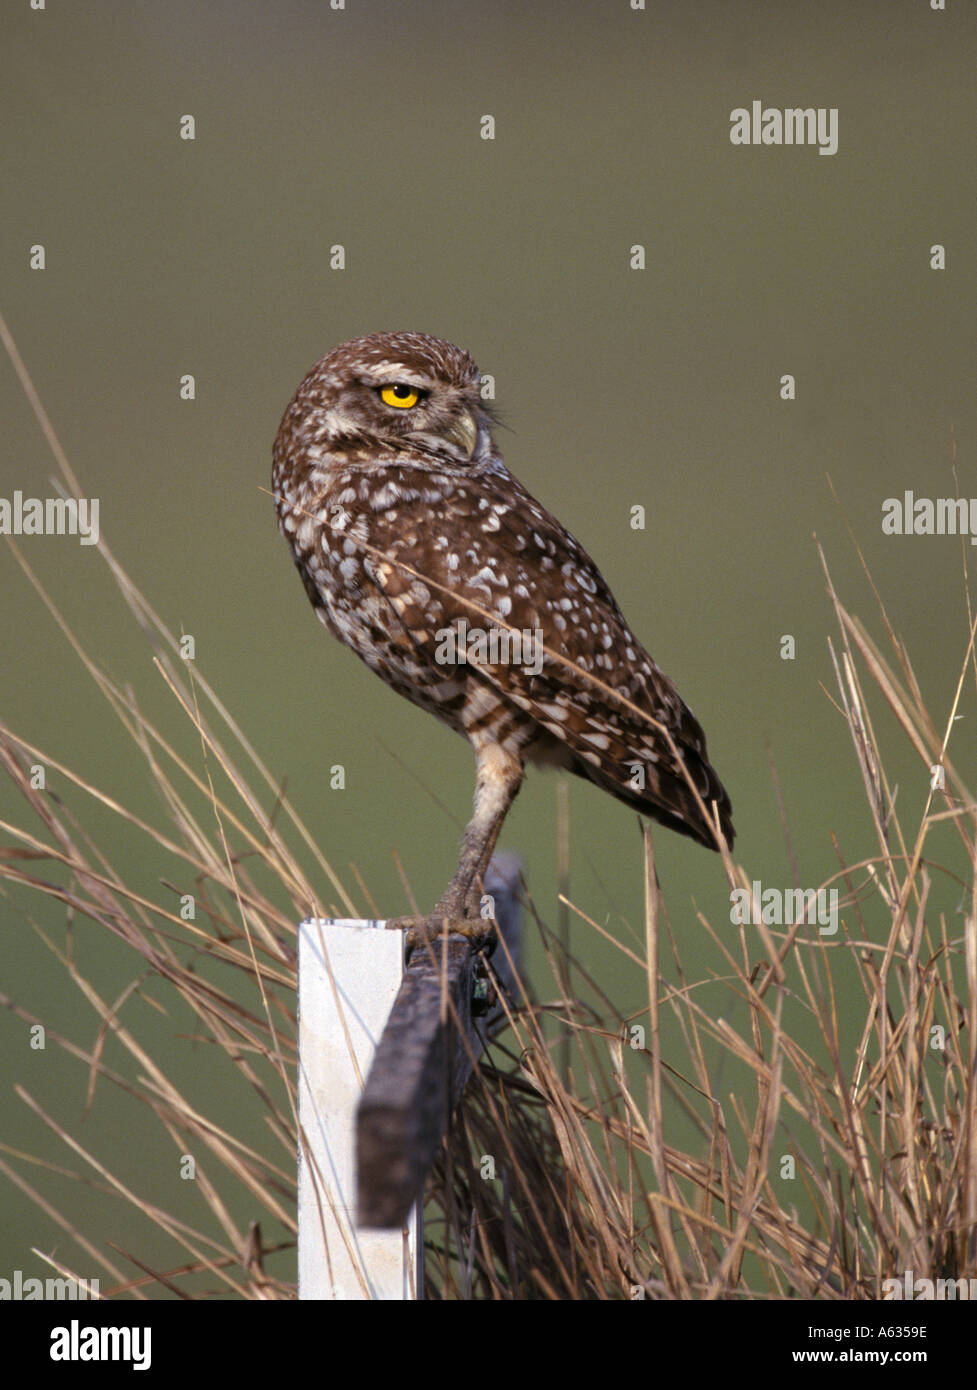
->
364;465;734;850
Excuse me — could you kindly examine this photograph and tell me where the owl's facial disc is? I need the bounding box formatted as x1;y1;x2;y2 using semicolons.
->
365;368;482;463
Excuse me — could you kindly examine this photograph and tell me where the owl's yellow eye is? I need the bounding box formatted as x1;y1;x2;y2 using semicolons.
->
380;384;420;409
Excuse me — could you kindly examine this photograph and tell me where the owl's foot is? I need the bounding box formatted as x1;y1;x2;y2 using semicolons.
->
386;909;497;960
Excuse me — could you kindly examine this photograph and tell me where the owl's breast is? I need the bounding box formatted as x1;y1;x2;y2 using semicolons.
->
277;469;476;731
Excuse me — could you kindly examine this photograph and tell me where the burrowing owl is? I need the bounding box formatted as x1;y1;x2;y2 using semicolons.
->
273;332;733;946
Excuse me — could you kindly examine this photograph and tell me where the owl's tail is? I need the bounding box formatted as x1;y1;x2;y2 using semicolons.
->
564;715;735;852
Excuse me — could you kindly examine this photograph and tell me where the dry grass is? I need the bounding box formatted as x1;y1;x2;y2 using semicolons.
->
426;517;977;1299
2;313;975;1298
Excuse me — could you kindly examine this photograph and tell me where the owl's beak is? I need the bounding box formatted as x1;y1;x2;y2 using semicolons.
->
444;408;478;460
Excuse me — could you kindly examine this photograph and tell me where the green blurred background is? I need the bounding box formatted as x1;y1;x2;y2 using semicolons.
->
1;0;975;1293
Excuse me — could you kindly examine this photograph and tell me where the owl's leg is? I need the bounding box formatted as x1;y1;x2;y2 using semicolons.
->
393;741;524;956
436;741;525;919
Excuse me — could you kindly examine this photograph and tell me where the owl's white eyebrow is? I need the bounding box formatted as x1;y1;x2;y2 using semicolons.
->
360;365;428;387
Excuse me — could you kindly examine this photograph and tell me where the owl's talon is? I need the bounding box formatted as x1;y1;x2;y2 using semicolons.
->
388;913;498;962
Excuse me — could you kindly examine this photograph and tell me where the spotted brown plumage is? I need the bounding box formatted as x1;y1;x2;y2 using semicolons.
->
273;332;733;944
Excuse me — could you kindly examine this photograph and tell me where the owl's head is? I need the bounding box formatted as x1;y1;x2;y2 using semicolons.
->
281;331;498;469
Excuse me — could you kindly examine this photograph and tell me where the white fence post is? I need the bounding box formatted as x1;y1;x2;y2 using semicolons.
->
297;918;422;1300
